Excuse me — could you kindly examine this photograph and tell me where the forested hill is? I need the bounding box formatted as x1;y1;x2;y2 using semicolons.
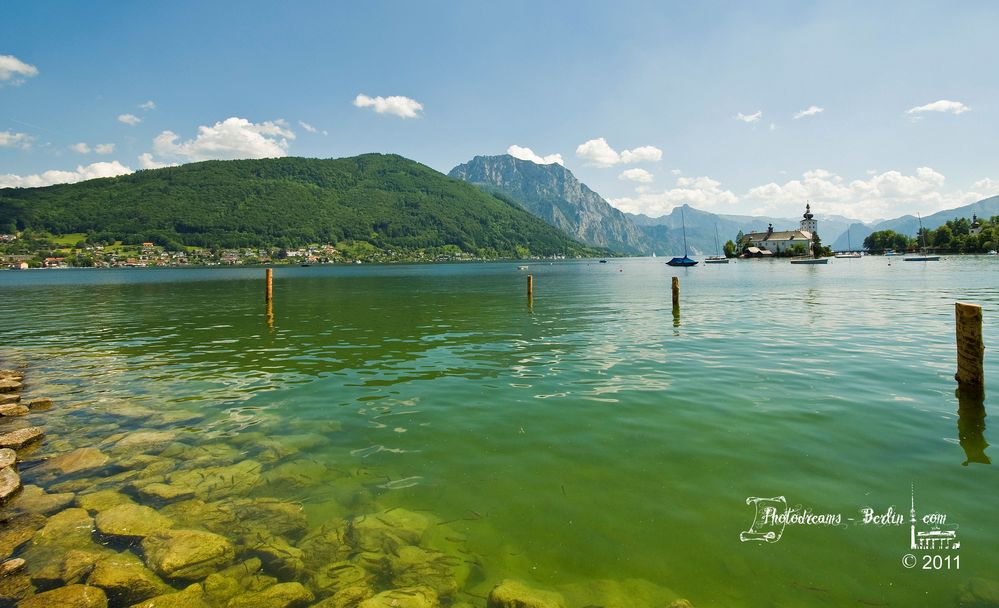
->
0;154;598;257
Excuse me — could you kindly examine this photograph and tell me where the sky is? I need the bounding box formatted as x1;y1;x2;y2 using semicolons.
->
2;0;998;222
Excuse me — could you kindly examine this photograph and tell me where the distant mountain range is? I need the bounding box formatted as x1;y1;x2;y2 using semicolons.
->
450;154;999;255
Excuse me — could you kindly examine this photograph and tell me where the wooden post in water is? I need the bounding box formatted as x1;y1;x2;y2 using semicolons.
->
955;302;984;389
265;268;273;303
671;276;680;309
527;274;534;299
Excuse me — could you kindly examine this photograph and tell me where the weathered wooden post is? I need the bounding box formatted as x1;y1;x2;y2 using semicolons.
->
527;274;533;299
671;276;680;309
955;302;984;389
265;268;273;303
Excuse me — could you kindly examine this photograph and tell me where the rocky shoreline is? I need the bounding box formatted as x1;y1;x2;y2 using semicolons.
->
0;364;699;608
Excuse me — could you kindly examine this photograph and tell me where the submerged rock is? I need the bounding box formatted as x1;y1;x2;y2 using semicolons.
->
226;581;315;608
10;484;75;515
95;503;175;539
300;518;352;574
87;552;173;605
17;583;108;608
127;583;212;608
350;509;430;553
0;557;26;576
37;447;109;476
0;448;17;469
136;482;196;503
202;573;242;605
487;579;565;608
0;572;34;604
0;426;44;449
244;533;304;579
112;431;179;454
76;489;137;513
389;545;468;599
0;379;22;393
311;561;371;597
164;460;263;500
60;549;112;586
357;585;439;608
0;512;46;559
31;508;95;548
310;584;375;608
0;466;21;503
141;529;235;580
958;577;999;607
26;398;53;411
0;403;29;417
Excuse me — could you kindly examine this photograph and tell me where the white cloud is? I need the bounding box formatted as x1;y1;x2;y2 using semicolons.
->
0;161;132;188
353;94;423;118
138;153;177;170
793;105;824;119
0;54;38;85
906;99;970;117
298;121;318;133
618;168;654;183
609;175;739;216
0;130;33;149
575;137;663;168
139;100;156;110
507;144;563;165
735;111;762;123
146;117;295;164
607;166;999;222
118;113;142;126
70;142;117;154
744;166;992;221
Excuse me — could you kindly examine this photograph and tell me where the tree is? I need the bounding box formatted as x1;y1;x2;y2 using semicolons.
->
723;240;737;258
811;231;822;258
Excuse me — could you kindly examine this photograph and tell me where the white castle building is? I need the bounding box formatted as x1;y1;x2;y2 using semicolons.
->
740;204;817;255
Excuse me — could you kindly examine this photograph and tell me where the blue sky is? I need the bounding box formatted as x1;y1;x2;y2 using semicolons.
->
2;1;997;222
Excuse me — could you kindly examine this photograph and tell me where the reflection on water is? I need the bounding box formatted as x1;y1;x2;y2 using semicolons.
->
0;257;997;607
957;386;990;466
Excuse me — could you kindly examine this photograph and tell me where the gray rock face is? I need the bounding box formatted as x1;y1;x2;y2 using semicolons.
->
141;529;235;580
449;155;651;255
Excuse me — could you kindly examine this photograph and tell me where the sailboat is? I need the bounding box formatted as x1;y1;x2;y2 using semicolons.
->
904;213;940;262
705;221;729;264
834;228;862;258
666;207;698;267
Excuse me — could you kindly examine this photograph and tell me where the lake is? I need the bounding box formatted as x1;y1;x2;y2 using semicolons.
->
1;256;996;607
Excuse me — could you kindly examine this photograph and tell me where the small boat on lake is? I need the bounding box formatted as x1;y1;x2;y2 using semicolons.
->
988;250;997;256
790;258;829;265
599;259;608;264
705;221;729;264
518;265;528;270
904;213;940;262
666;207;699;267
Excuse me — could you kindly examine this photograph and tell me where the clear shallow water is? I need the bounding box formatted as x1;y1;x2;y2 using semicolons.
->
1;256;996;607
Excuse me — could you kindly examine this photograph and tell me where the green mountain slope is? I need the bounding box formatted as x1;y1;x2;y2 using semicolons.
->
0;154;597;257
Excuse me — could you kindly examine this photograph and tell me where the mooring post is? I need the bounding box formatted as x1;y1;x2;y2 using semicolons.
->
671;276;680;309
955;302;984;389
265;268;273;303
527;274;533;299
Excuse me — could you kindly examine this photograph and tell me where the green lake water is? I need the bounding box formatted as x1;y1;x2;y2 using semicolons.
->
1;256;996;607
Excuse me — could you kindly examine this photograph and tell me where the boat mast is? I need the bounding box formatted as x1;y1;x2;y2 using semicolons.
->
681;206;689;256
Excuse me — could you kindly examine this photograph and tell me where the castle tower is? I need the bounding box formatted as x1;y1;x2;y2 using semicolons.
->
800;203;817;236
